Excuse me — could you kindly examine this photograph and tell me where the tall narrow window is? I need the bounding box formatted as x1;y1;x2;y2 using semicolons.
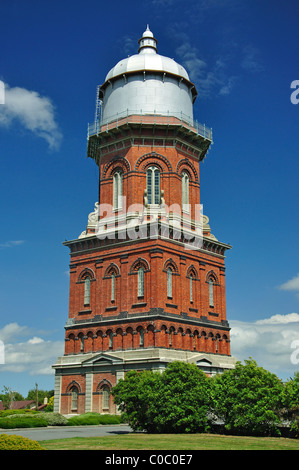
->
182;171;189;208
71;387;78;410
138;267;144;297
113;170;123;210
209;278;214;307
147;166;160;205
80;335;84;352
169;328;173;347
190;275;193;302
111;273;115;302
84;277;90;305
109;331;113;349
167;268;172;298
139;328;144;347
102;385;110;409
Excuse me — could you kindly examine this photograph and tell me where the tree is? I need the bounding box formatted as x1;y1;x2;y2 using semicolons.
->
44;396;54;412
211;358;284;436
112;361;211;433
26;389;54;404
0;387;24;409
282;371;299;436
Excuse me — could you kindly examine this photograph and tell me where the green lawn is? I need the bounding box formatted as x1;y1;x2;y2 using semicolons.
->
40;433;299;450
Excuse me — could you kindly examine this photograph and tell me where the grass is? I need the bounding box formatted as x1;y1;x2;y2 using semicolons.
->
40;433;299;450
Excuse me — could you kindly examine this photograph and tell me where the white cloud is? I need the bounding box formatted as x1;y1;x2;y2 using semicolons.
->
176;41;235;98
0;323;64;375
0;322;30;343
0;83;62;150
230;313;299;380
279;273;299;292
0;240;24;249
256;313;299;325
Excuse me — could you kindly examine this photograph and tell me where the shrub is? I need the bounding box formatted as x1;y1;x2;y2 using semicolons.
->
0;434;45;450
35;412;68;426
112;361;211;433
291;417;299;438
211;358;284;437
0;414;48;429
95;414;122;425
67;412;121;426
0;409;37;418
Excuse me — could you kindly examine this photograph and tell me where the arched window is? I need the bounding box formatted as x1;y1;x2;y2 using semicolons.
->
182;171;189;208
71;386;78;410
111;273;115;302
190;274;193;302
167;268;172;298
139;328;144;347
169;327;175;347
209;278;214;307
84;277;91;306
113;170;123;210
104;263;120;305
138;267;144;297
108;331;113;349
78;333;84;352
147;166;160;205
102;385;110;410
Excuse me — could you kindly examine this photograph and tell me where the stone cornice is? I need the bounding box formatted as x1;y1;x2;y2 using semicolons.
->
63;228;231;258
64;308;230;332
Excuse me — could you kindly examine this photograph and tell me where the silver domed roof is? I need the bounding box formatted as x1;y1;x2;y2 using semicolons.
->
99;27;197;125
105;53;190;82
105;26;190;82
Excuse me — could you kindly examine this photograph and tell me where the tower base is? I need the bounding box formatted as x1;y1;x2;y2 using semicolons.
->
53;349;236;415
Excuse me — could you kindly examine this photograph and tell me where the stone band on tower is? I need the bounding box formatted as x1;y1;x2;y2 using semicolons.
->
53;27;236;415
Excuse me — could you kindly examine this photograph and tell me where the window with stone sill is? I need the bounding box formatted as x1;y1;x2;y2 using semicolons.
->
146;166;160;205
84;277;91;306
102;385;110;410
113;170;123;211
167;267;173;298
182;171;190;212
71;386;78;410
137;267;144;297
209;278;214;307
111;273;115;302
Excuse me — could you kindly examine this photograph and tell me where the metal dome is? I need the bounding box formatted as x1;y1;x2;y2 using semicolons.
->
105;26;190;83
105;52;190;82
99;27;197;125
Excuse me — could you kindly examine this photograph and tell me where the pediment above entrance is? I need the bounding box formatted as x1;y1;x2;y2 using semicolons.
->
82;352;123;367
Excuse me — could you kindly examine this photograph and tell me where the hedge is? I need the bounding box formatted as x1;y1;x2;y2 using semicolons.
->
67;412;122;426
0;414;48;429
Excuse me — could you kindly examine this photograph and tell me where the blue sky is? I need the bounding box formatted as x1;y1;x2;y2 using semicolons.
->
0;0;299;396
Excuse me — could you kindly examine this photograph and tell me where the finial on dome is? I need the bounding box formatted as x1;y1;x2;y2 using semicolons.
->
138;25;157;54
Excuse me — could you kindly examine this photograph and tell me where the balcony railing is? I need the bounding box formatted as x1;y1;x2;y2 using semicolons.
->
87;110;212;142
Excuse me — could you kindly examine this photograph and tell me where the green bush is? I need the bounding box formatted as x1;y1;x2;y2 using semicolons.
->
67;412;122;426
211;359;284;437
0;409;38;418
292;417;299;438
36;412;68;426
0;414;48;429
112;361;212;433
0;434;45;450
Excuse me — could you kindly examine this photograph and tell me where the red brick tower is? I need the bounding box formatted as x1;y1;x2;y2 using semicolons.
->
53;27;236;415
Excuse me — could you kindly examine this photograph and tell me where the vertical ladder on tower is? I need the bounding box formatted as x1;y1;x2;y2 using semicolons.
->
94;84;102;134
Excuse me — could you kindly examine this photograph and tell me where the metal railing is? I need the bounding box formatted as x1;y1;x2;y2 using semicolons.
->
87;109;212;142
